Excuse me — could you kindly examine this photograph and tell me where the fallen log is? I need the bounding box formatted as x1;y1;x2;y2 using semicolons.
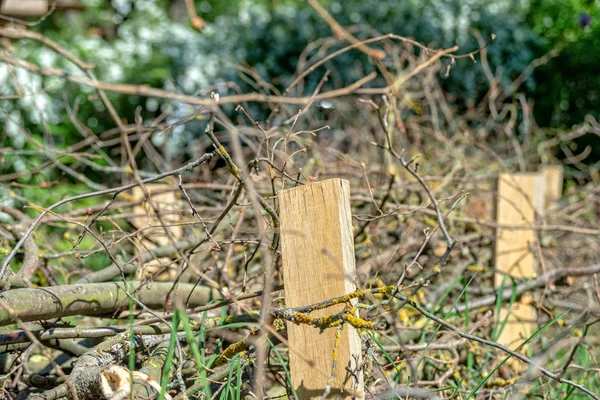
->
0;281;221;326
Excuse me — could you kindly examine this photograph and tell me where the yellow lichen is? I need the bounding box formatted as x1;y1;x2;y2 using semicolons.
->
345;314;374;330
397;309;410;325
486;376;520;387
332;329;342;361
214;339;249;366
467;265;488;273
376;286;395;296
314;315;340;329
273;318;285;331
292;312;314;325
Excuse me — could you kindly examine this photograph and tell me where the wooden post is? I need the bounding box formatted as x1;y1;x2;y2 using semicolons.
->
495;173;542;359
131;184;183;281
533;173;546;216
279;179;364;399
541;165;563;210
0;0;48;17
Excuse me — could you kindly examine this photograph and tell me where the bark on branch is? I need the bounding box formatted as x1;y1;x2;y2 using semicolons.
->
0;281;221;326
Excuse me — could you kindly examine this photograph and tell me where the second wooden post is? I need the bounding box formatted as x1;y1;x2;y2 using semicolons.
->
279;179;364;399
495;173;543;361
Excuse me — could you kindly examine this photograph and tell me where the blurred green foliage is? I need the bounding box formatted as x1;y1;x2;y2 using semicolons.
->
523;0;600;164
525;0;600;127
1;0;599;175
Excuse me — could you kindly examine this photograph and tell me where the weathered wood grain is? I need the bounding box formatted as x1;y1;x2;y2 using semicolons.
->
279;179;364;399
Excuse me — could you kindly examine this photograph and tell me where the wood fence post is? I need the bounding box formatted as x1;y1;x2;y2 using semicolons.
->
541;165;564;210
0;0;48;17
495;173;543;363
279;179;364;399
131;183;183;281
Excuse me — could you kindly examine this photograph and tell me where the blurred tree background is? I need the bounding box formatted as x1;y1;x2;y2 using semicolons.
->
1;0;599;181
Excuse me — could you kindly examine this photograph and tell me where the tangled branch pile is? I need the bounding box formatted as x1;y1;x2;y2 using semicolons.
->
0;13;599;400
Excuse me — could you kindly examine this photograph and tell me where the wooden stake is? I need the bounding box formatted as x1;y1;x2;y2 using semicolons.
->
532;173;546;217
541;165;564;210
131;183;183;281
279;179;364;399
495;173;542;361
0;0;48;17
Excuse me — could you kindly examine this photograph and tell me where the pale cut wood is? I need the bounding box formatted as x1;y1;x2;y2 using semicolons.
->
279;179;364;399
131;184;182;281
0;0;48;16
495;173;541;364
533;173;546;216
542;165;563;210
